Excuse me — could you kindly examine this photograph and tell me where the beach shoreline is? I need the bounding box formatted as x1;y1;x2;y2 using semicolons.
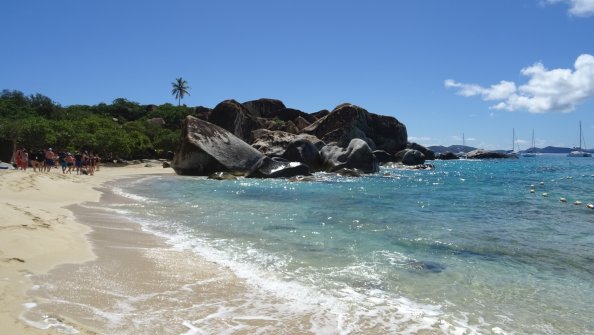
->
0;164;175;334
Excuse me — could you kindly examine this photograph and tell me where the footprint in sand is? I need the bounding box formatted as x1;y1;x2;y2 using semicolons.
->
32;217;51;228
2;257;26;263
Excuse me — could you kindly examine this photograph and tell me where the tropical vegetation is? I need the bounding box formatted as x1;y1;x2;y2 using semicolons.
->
0;89;200;161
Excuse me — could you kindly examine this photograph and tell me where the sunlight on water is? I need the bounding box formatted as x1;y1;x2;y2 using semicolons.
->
27;156;594;334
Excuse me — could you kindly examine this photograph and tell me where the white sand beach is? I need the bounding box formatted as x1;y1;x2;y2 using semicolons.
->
0;163;175;334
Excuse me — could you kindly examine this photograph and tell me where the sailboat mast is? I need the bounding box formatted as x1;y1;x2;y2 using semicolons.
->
579;121;582;151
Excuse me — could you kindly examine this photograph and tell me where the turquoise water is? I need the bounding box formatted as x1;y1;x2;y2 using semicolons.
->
113;156;594;334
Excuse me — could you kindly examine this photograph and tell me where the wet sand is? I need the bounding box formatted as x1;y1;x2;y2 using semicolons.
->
0;164;174;334
24;188;252;334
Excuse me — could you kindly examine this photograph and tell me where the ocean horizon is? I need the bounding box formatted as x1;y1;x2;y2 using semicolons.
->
25;155;594;334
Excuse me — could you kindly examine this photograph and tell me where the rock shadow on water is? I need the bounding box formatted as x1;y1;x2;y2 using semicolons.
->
407;260;447;273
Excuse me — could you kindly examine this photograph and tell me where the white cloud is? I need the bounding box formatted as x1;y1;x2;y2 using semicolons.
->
445;54;594;113
546;0;594;17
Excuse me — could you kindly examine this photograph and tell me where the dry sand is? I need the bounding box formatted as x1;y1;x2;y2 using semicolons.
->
0;163;174;334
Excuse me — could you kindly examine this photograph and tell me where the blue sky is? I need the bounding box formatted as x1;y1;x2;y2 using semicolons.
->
2;0;594;149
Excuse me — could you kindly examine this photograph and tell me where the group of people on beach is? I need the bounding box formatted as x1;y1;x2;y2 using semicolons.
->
14;147;100;175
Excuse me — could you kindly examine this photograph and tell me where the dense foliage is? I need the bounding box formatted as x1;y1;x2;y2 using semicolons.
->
0;89;195;160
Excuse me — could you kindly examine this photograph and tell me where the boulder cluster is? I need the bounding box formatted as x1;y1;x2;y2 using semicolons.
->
172;98;434;178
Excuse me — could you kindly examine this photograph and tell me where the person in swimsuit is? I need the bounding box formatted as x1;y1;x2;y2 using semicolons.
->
15;147;22;170
20;149;28;171
44;148;55;172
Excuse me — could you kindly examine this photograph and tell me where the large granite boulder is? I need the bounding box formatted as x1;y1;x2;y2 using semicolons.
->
172;116;264;176
394;149;426;165
245;157;311;178
209;100;260;143
303;103;407;154
403;149;426;165
466;149;515;159
320;138;379;173
282;139;323;171
243;98;286;118
407;142;435;160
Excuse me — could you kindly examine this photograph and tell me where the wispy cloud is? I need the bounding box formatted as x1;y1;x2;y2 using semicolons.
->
408;136;432;142
545;0;594;17
452;135;476;142
445;54;594;113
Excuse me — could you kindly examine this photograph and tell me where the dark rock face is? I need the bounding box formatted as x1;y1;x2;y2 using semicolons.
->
403;149;426;165
282;139;322;171
373;150;394;164
466;149;515;159
275;108;314;122
311;109;330;120
394;149;426;165
436;152;459;160
320;138;379;173
293;116;311;131
245;157;311;178
242;98;286;118
209;100;260;143
407;142;435;160
304;103;407;154
251;129;324;157
194;106;211;120
172;116;264;176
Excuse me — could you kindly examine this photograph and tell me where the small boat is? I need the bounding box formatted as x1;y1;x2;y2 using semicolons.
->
568;121;592;157
522;129;538;157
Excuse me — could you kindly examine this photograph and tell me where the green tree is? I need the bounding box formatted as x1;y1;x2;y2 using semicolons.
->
171;77;190;106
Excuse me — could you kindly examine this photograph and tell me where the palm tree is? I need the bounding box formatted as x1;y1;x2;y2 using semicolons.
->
171;77;190;106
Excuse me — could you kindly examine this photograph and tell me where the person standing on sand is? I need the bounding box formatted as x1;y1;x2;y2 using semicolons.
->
66;153;74;173
30;149;40;172
15;147;22;170
20;149;28;171
44;148;55;173
59;150;68;173
74;151;82;175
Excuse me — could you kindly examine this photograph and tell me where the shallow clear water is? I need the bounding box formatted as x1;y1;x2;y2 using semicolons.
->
37;156;594;334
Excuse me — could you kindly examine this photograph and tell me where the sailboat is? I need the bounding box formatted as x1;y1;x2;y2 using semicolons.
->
567;121;591;157
510;128;520;158
522;129;537;157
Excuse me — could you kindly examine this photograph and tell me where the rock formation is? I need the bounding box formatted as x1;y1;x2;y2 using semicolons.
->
320;138;378;173
466;149;516;159
172;116;264;176
209;100;259;143
304;103;407;154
